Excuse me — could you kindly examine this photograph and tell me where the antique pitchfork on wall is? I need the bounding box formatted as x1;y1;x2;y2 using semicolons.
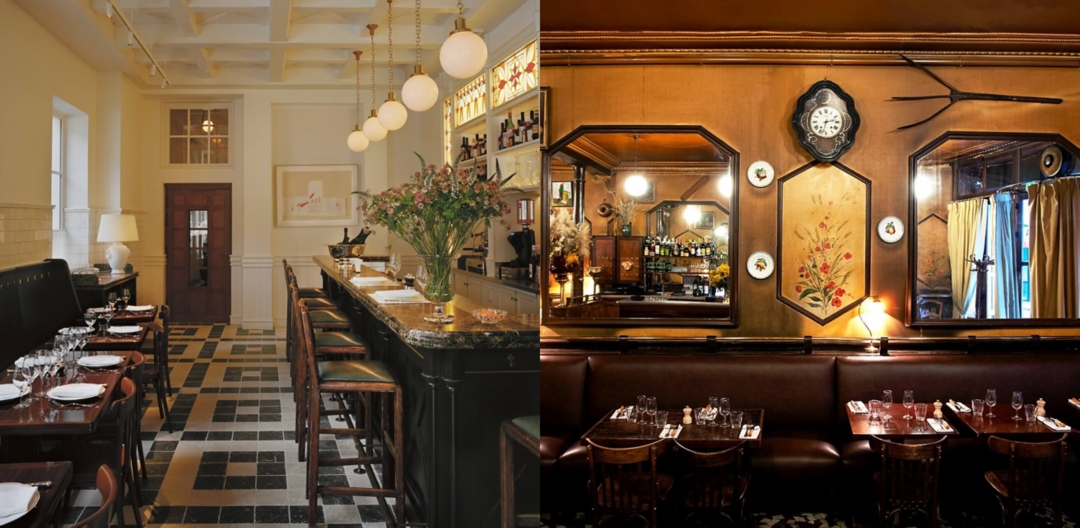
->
892;54;1063;130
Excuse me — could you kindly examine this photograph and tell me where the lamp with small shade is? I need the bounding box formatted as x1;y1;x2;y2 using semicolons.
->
97;214;139;274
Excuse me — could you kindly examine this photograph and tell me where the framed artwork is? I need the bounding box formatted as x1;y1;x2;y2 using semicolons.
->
777;162;870;325
551;181;573;207
276;164;360;227
636;181;656;204
694;211;715;230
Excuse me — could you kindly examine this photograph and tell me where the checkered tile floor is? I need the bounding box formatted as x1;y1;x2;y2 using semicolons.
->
60;324;392;527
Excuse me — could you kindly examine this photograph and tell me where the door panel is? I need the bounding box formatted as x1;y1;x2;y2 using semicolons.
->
165;184;232;323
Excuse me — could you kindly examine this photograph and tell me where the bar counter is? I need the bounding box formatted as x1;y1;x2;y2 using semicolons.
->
314;255;540;528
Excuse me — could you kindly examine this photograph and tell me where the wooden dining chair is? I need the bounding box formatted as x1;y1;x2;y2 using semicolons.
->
673;440;749;527
72;465;118;528
985;433;1068;528
585;438;673;528
869;435;946;528
142;322;174;433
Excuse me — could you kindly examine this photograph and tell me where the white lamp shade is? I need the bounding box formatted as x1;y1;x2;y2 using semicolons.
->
402;74;440;111
363;116;388;141
623;174;648;197
97;214;139;242
682;205;702;225
347;129;370;152
378;98;409;131
439;30;488;79
717;174;733;197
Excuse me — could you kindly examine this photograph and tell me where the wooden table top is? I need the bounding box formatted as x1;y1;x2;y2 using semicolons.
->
582;408;764;449
0;462;73;528
948;406;1074;437
83;326;148;351
0;352;131;436
846;406;958;439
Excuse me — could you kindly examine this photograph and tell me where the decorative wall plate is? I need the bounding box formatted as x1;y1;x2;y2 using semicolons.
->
747;251;775;280
747;161;775;188
877;216;905;244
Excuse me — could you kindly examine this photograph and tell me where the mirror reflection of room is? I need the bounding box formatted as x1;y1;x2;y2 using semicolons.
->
548;130;735;321
912;134;1080;321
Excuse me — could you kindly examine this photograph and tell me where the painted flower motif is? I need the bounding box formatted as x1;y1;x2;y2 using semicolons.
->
795;285;803;293
835;288;846;297
831;297;842;307
820;263;831;274
844;252;852;260
824;242;831;250
791;192;856;316
819;222;827;229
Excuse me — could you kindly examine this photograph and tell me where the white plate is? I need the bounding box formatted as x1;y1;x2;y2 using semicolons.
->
877;216;905;244
77;355;125;368
106;325;141;334
0;484;39;526
0;385;24;403
747;251;775;280
47;383;106;402
747;161;775;188
125;305;154;311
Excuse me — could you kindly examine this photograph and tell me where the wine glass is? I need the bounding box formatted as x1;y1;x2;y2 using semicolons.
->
122;288;131;304
108;292;118;310
646;397;658;428
102;305;115;337
719;397;731;427
25;357;42;400
882;390;893;420
11;369;30;411
635;395;646;423
986;389;997;418
84;310;97;332
707;396;719;426
903;390;914;420
1011;391;1023;421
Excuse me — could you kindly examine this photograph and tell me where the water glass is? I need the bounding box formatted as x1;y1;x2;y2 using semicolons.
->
84;310;97;331
986;389;997;418
882;390;893;419
1011;391;1023;421
695;407;706;426
903;390;914;419
868;399;882;425
972;399;985;417
1024;404;1036;422
707;396;719;426
656;410;669;428
729;410;744;430
914;402;928;422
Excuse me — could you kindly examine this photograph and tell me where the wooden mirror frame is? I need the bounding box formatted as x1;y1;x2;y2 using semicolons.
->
906;131;1080;328
541;124;740;327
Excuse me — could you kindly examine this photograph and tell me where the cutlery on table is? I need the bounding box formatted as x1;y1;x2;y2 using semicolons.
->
23;481;51;489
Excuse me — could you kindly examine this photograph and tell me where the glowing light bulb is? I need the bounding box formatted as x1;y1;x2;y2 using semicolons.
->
623;174;648;197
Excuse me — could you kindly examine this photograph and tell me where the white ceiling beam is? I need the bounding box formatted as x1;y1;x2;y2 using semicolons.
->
168;0;200;36
138;22;447;48
269;48;288;81
193;47;214;77
364;0;389;28
269;0;293;41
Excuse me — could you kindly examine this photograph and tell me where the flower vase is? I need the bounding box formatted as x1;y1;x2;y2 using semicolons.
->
620;223;632;236
418;254;455;323
553;273;570;306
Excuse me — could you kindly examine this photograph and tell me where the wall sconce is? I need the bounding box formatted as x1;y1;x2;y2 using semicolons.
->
859;296;886;353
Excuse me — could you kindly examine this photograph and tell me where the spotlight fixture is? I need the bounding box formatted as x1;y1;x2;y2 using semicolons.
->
150;64;157;76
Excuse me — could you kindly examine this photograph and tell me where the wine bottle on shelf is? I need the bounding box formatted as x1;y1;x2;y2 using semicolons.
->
498;123;506;150
643;239;650;257
518;112;527;143
341;228;350;244
530;110;539;141
480;134;487;156
506;112;516;147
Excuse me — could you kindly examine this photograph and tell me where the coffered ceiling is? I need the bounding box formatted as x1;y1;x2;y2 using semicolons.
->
16;0;531;87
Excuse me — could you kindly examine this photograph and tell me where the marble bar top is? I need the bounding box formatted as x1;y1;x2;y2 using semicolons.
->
314;255;539;350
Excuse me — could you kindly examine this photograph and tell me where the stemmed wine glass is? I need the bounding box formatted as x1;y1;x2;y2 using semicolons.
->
882;390;893;420
102;305;115;338
121;288;131;305
719;397;731;427
11;369;30;412
986;389;997;418
1011;391;1023;421
903;390;914;420
646;397;658;428
25;356;42;400
84;310;97;334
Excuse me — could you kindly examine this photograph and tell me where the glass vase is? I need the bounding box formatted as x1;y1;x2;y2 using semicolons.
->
418;254;455;323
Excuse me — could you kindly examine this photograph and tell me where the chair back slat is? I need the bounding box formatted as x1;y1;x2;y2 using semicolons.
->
987;434;1068;506
869;435;944;519
585;438;667;526
73;465;117;528
674;440;748;515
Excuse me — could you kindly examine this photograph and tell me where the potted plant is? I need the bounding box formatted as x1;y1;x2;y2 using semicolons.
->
708;263;731;302
549;209;591;305
613;193;638;236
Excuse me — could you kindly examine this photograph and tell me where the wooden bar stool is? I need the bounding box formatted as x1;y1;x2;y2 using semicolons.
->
298;304;405;527
501;416;540;528
283;259;328;298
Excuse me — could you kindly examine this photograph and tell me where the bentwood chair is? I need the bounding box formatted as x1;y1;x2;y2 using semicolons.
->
585;438;673;528
142;322;174;433
869;435;946;528
72;465;118;528
985;433;1068;528
673;440;749;527
297;303;405;527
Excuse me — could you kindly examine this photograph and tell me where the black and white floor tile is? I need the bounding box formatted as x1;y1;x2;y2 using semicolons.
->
60;324;391;528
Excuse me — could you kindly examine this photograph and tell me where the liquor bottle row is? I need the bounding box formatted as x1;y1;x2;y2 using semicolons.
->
497;109;541;151
460;134;488;161
643;237;717;258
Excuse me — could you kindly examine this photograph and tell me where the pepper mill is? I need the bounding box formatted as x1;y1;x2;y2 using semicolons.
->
683;406;693;425
933;400;944;419
1036;398;1046;417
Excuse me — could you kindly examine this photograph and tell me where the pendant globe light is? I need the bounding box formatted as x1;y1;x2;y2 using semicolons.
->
439;0;487;79
377;0;408;131
362;24;388;142
401;0;439;111
346;51;370;152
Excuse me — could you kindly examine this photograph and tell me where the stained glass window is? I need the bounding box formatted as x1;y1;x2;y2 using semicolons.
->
454;74;487;127
491;40;538;108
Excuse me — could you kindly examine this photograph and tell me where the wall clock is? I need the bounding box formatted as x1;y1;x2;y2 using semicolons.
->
792;80;861;163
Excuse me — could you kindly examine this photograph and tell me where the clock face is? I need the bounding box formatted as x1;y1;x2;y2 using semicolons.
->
810;106;842;138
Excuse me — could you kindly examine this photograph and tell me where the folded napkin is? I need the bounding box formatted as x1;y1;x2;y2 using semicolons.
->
947;400;971;413
0;483;38;518
107;325;141;334
48;383;106;401
350;277;397;287
926;418;954;433
847;401;868;414
658;425;682;439
1038;416;1071;432
365;262;387;272
125;305;153;312
78;355;124;368
610;406;634;420
739;425;761;440
1069;398;1080;409
0;384;21;400
370;290;428;304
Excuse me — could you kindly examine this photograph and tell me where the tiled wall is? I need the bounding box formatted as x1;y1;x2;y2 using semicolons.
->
0;204;53;270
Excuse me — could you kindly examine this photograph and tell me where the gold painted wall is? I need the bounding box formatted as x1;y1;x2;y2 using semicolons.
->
541;63;1080;338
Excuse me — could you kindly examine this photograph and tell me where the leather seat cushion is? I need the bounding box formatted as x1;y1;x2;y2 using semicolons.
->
309;309;350;325
752;428;840;484
314;331;365;348
301;297;338;309
511;416;540;442
299;287;327;298
317;360;396;384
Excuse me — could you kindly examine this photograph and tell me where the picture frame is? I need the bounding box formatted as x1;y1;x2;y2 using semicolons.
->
694;211;715;230
551;181;573;207
275;164;360;227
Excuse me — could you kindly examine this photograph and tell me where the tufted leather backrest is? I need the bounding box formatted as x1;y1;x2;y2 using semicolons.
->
0;259;82;370
541;355;589;431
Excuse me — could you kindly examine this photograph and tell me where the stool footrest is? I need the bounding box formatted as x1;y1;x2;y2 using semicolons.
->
319;456;379;466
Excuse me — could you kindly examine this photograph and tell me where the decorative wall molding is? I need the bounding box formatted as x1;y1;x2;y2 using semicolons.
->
0;203;55;210
230;255;244;326
240;256;274;330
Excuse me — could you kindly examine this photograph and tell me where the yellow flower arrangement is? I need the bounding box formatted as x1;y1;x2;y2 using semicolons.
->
709;263;731;290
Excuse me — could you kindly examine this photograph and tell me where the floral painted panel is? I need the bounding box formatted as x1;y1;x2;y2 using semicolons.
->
778;163;870;325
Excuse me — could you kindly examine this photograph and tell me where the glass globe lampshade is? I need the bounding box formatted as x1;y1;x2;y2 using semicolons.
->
714;223;729;241
718;173;733;197
623;174;648;197
363;113;387;142
402;70;439;111
683;205;702;225
378;94;408;131
439;21;488;79
347;126;369;152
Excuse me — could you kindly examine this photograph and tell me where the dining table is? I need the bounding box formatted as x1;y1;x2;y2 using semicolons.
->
0;352;132;436
845;404;959;439
582;408;765;449
82;326;149;352
947;405;1074;437
107;305;158;324
0;462;73;528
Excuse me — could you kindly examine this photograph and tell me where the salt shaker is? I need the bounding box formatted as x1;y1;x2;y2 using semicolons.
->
1036;398;1046;417
683;406;693;425
933;400;944;419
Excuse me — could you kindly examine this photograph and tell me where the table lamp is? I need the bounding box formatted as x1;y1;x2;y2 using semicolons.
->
97;213;139;274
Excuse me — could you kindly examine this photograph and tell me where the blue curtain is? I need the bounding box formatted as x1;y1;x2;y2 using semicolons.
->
993;193;1021;318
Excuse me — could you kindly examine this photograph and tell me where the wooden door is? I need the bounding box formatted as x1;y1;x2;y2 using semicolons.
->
165;184;232;323
616;236;643;284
